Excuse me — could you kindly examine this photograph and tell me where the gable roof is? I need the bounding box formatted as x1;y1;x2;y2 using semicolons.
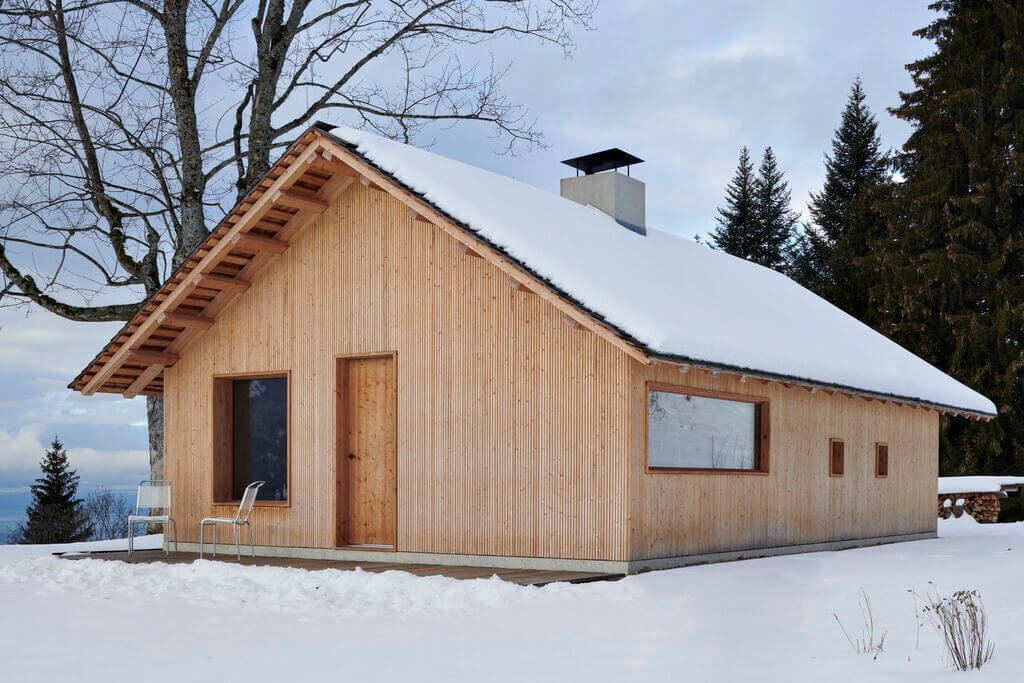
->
69;124;996;418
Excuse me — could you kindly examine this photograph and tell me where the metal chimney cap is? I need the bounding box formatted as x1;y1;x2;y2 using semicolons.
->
561;148;644;175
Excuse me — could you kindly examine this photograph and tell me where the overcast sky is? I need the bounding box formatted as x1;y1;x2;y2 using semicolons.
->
0;1;936;531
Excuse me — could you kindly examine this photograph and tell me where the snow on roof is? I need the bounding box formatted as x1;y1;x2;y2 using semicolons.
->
330;126;996;416
938;476;1024;495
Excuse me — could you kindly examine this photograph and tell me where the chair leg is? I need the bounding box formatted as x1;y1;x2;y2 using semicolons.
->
128;519;133;556
247;523;255;559
212;524;217;557
234;524;240;561
170;517;178;552
200;523;205;559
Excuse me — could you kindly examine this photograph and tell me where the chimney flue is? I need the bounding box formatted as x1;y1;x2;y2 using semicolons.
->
560;148;645;234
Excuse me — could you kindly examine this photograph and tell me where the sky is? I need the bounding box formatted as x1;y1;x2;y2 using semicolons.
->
0;1;937;538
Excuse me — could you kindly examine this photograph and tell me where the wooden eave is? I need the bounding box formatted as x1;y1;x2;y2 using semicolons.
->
67;125;997;422
652;357;995;421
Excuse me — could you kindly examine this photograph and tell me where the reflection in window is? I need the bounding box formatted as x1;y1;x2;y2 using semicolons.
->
648;389;761;470
231;377;288;500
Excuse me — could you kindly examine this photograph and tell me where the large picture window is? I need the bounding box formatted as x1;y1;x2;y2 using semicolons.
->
647;384;768;473
213;374;289;502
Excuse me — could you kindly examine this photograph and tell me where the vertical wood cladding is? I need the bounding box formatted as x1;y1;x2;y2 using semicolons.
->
627;362;939;560
165;183;631;561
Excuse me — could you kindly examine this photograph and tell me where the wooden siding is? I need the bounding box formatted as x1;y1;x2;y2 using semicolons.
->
627;362;939;560
165;182;631;561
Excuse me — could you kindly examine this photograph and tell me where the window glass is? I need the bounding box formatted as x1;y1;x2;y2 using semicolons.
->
648;390;758;470
231;377;288;500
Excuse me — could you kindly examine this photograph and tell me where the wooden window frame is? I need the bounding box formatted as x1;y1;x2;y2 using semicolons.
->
211;370;292;507
875;442;889;478
829;438;845;477
644;381;770;475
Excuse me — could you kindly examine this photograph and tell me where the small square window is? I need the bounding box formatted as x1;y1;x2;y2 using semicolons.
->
829;439;844;477
876;443;889;478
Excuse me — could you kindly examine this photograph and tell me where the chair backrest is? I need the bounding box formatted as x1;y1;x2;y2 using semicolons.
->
136;480;171;515
235;481;265;522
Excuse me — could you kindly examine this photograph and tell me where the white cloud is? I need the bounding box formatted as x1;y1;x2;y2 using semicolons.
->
0;308;128;377
0;423;47;473
0;423;147;482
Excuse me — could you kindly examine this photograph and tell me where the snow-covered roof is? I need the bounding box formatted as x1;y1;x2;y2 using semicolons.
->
938;476;1024;495
329;126;996;417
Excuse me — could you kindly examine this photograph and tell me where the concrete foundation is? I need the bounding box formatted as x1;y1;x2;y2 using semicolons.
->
175;530;937;575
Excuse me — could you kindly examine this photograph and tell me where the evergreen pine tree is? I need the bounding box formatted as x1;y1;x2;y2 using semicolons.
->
794;77;889;323
751;147;801;271
12;437;93;544
710;146;799;272
709;147;759;257
871;0;1024;476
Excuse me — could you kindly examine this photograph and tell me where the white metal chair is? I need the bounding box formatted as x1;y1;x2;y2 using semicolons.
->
128;480;177;555
200;481;265;560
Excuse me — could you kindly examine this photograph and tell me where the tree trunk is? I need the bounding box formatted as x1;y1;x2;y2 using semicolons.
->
147;395;164;482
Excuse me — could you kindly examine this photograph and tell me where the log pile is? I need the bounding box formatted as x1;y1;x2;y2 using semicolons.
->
937;492;1001;523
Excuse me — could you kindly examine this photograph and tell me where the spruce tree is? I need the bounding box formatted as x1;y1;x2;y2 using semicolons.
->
872;0;1024;476
709;147;759;258
12;437;93;544
710;146;799;272
794;77;889;323
751;147;800;271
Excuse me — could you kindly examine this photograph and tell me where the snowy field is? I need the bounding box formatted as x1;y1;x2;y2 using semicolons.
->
0;518;1019;682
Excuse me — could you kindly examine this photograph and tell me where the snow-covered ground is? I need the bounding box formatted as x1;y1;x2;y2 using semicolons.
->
0;519;1019;681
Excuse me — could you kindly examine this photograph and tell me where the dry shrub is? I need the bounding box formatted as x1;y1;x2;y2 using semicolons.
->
833;589;886;659
923;589;994;671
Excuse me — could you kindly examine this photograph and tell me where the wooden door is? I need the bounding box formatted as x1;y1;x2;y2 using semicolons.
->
336;355;397;547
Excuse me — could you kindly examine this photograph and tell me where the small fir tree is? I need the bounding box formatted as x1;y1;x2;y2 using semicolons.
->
710;147;799;271
12;437;93;544
709;147;759;258
751;147;800;271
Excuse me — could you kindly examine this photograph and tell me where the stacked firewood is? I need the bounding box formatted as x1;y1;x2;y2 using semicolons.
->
937;493;1001;523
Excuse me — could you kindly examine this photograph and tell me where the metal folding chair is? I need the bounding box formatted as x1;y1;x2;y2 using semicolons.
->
200;481;265;560
127;480;177;555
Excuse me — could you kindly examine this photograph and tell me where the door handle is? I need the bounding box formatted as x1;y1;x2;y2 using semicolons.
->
347;453;356;460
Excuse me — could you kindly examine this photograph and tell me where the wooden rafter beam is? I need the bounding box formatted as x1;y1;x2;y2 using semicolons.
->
123;364;165;399
128;350;179;366
306;150;360;177
230;233;288;254
407;207;433;224
508;276;531;293
271;189;329;213
455;241;481;258
158;312;214;330
196;273;250;293
360;176;385;192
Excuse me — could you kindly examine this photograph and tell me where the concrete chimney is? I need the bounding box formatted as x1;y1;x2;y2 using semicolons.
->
560;148;645;234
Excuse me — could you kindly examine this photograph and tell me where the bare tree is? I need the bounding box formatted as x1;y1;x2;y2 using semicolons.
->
84;486;132;540
0;0;595;479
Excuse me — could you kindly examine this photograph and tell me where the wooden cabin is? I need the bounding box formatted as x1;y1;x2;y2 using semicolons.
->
70;124;995;573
